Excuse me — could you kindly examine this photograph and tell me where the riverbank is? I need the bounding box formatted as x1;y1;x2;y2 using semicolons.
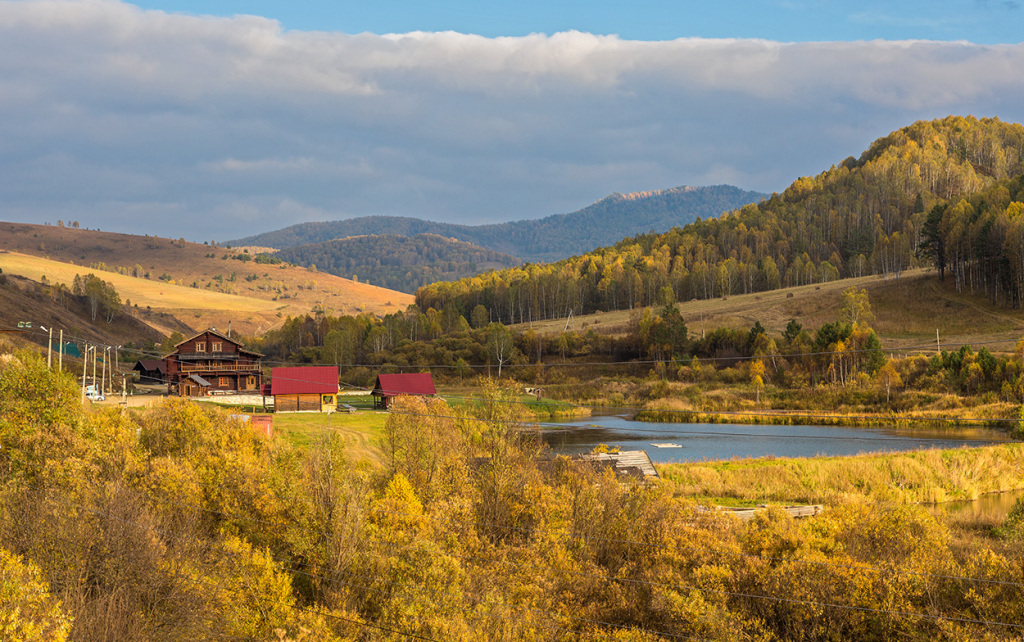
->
658;442;1024;505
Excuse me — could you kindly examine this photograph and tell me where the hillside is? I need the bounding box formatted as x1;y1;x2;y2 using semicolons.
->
230;184;767;262
513;268;1024;354
0;270;175;354
274;233;521;293
0;223;414;336
417;116;1024;324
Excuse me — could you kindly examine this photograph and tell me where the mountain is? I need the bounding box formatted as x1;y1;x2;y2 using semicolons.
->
229;185;767;262
415;116;1024;324
274;233;521;293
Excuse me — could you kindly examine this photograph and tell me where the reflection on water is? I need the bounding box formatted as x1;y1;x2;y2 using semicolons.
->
928;490;1024;521
542;415;1011;464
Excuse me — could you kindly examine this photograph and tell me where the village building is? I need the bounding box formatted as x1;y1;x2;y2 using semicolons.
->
270;366;340;412
132;359;167;385
371;372;436;409
163;329;263;397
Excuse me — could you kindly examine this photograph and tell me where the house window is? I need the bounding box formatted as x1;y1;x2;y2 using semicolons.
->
322;394;335;406
211;342;222;352
219;377;230;387
195;342;206;353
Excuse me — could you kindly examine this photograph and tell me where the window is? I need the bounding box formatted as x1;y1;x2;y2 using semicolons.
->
195;342;206;353
322;394;335;406
211;342;222;352
219;377;230;387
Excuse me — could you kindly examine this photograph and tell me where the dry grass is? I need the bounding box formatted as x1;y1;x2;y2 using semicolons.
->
0;222;414;335
515;269;1024;354
659;443;1024;505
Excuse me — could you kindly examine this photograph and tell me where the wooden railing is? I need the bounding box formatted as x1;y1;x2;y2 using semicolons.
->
180;363;260;373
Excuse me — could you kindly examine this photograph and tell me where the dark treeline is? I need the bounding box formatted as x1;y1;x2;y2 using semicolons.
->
417;116;1024;324
920;172;1024;307
275;233;520;293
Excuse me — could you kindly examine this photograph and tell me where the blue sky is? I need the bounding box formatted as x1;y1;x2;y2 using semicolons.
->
0;1;1022;240
129;0;1022;43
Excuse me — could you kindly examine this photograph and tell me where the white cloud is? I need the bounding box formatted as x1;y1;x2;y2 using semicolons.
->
0;0;1023;238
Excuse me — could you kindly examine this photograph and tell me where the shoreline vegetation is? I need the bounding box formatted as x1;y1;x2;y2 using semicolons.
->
632;407;1018;430
658;442;1024;506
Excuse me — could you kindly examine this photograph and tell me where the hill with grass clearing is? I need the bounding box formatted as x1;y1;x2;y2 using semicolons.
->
0;222;414;336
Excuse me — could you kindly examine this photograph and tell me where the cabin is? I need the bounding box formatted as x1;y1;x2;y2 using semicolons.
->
164;329;263;397
132;359;167;384
270;366;340;412
371;373;436;410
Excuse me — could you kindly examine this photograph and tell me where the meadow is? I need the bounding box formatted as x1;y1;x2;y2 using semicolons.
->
0;222;413;335
514;268;1024;353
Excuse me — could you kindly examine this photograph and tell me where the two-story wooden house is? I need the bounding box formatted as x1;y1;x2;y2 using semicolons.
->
164;329;264;397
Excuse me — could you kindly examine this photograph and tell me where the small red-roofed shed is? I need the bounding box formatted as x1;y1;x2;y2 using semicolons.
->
372;373;436;410
271;366;339;412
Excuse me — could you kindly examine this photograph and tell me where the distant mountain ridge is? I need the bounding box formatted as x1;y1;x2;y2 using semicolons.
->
230;185;767;262
274;233;520;293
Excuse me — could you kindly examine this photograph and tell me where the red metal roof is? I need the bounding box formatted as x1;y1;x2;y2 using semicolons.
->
373;373;436;397
270;367;339;396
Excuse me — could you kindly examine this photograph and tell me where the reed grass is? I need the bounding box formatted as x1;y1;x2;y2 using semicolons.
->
659;443;1024;505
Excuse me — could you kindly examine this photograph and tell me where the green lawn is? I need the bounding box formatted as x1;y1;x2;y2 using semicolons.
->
271;409;388;463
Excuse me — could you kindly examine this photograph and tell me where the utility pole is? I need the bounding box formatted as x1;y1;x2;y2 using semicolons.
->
936;329;940;353
58;329;63;371
101;347;108;396
81;346;88;404
92;346;97;392
81;345;93;404
45;326;52;369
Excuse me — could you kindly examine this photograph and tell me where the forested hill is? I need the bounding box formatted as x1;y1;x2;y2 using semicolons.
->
273;233;521;293
229;185;767;262
416;116;1024;324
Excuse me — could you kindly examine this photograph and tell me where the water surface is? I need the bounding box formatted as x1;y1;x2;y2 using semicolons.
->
542;415;1011;464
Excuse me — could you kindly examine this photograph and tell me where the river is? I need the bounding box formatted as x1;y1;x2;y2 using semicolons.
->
542;415;1012;463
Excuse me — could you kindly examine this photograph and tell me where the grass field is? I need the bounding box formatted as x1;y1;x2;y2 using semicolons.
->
0;252;276;312
271;410;388;464
514;268;1024;353
0;222;414;335
659;442;1024;505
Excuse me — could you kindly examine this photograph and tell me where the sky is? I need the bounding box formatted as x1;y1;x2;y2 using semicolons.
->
1;0;1023;240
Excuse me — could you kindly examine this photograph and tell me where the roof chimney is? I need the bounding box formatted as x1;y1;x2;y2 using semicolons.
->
228;321;232;338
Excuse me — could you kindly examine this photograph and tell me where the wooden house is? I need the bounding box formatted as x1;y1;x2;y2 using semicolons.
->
371;373;436;409
164;329;263;397
270;366;339;412
132;359;167;384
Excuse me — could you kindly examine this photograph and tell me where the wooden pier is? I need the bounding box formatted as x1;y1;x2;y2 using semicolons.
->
712;504;823;521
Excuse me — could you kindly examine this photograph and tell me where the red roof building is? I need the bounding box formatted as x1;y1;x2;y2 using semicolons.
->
270;366;340;412
371;373;436;409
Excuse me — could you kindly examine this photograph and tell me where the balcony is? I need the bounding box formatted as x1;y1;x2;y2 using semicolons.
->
180;363;261;373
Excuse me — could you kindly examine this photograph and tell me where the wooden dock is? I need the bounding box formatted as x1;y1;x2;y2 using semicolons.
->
577;450;660;479
712;504;823;521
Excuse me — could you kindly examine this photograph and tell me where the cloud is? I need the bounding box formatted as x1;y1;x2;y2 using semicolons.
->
0;0;1023;239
